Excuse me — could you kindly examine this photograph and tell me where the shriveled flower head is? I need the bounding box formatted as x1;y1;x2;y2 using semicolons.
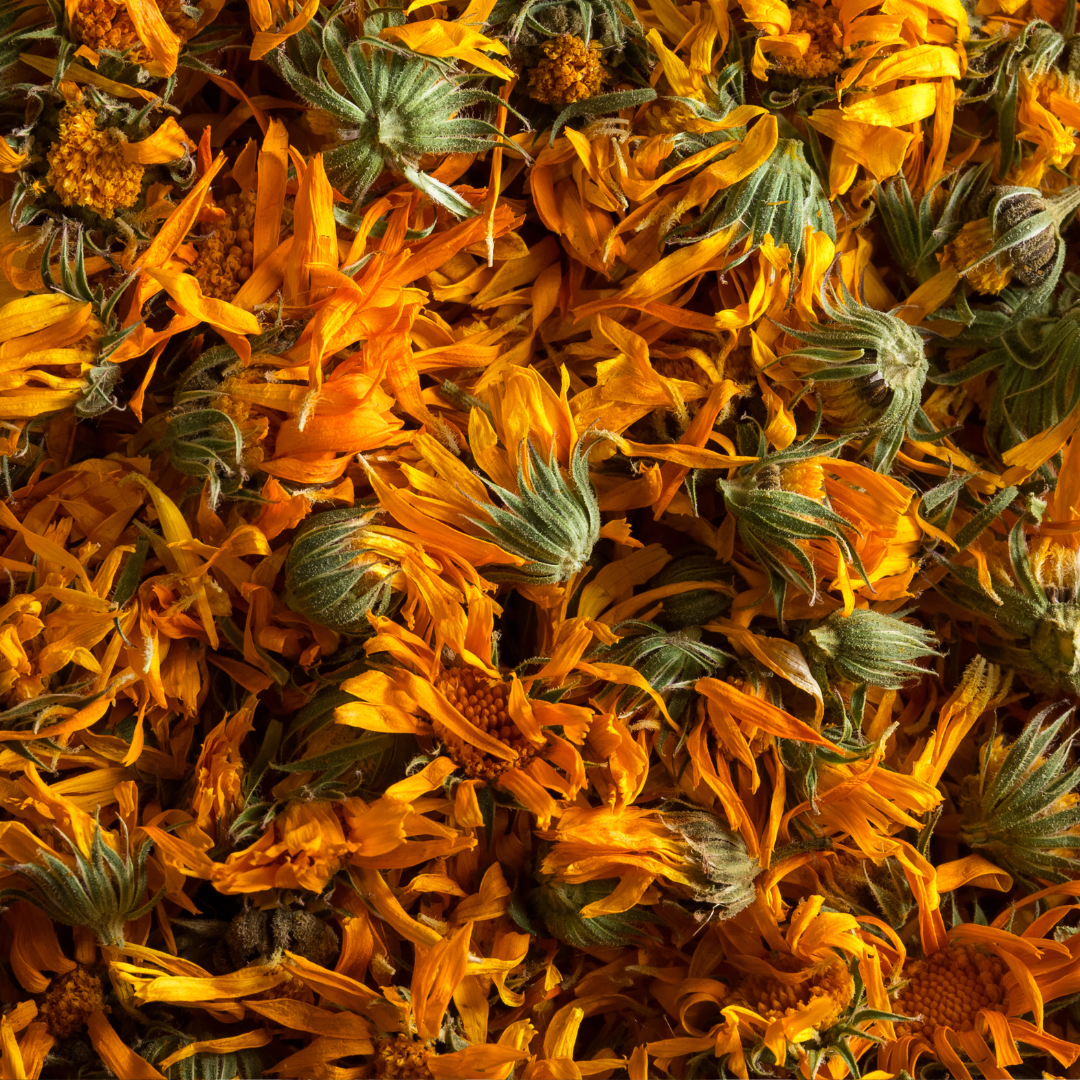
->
275;21;524;216
668;139;835;264
773;4;845;79
956;185;1080;294
658;803;762;917
784;282;931;470
941;523;1080;696
591;621;730;723
471;436;602;585
803;608;940;690
717;423;868;622
959;705;1080;884
529;33;607;104
0;823;164;948
46;101;146;218
283;507;399;635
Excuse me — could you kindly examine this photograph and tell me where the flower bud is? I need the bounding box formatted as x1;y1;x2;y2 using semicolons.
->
659;804;761;918
802;608;939;689
283;507;398;634
650;553;733;631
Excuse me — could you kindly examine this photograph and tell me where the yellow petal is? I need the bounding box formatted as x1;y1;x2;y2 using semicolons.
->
841;83;939;127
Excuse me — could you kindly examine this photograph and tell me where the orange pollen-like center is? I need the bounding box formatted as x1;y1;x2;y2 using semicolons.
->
433;668;538;780
374;1034;434;1079
738;959;854;1029
194;190;257;302
776;5;844;79
70;0;191;62
895;944;1006;1037
529;34;607;106
46;104;145;219
39;966;107;1039
780;459;827;501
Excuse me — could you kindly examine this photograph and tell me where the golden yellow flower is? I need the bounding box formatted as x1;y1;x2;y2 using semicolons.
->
775;4;844;79
46;103;145;218
193;190;257;301
735;958;855;1030
529;34;607;105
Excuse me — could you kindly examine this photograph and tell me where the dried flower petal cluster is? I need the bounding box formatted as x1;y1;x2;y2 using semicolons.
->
0;0;1080;1077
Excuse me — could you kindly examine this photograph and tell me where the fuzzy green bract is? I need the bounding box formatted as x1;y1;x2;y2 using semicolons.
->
472;436;601;585
274;15;524;216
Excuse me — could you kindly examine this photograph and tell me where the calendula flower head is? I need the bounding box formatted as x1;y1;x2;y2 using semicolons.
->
373;1034;435;1079
893;944;1006;1040
649;551;734;631
527;875;658;947
68;0;193;66
528;33;607;104
785;281;932;470
0;823;164;948
658;802;761;917
668;138;834;264
275;23;525;216
221;905;340;970
773;4;844;80
717;422;868;622
470;435;602;585
941;522;1080;695
959;186;1080;295
193;189;257;302
283;507;399;635
802;608;940;690
431;665;539;779
38;966;107;1038
735;957;855;1031
592;620;731;723
959;706;1080;884
822;849;915;928
46;100;146;218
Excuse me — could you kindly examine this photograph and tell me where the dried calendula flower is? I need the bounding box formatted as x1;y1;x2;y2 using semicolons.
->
46;102;145;218
0;824;164;948
283;507;399;634
528;33;607;104
959;706;1080;885
802;608;940;690
784;282;931;471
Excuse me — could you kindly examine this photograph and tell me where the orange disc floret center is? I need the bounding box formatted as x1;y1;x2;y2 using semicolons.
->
895;944;1006;1037
529;34;607;106
71;0;192;61
194;190;258;301
775;5;844;79
46;104;145;219
38;966;107;1039
737;959;854;1029
374;1034;435;1079
433;668;538;780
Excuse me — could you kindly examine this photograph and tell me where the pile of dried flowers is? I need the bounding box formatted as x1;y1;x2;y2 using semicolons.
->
0;0;1079;1075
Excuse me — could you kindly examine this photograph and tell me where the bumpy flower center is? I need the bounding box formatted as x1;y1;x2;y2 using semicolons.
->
895;944;1006;1037
374;1034;434;1079
944;219;1013;295
46;104;145;219
433;668;538;780
776;5;844;79
39;966;107;1038
529;34;607;106
738;959;854;1029
194;190;257;301
70;0;192;62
